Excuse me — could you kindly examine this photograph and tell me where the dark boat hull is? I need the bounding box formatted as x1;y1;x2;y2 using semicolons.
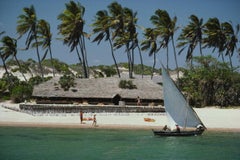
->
152;129;204;137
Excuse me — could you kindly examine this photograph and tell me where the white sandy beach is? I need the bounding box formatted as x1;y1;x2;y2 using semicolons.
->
0;102;240;131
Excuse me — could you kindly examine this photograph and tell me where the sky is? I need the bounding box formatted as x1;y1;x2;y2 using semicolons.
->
0;0;240;69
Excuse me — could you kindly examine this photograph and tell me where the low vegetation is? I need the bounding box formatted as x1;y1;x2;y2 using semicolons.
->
119;80;137;89
179;56;240;107
10;82;33;103
42;59;72;75
0;71;51;103
58;74;75;91
0;57;239;107
90;65;117;77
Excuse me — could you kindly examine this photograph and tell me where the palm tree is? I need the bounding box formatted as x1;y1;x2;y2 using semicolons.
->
177;15;204;66
0;51;9;78
58;1;89;78
141;28;160;79
150;9;179;78
0;49;13;87
124;8;144;78
114;32;135;78
136;39;144;78
37;19;55;76
113;30;134;78
107;2;137;78
108;2;134;78
113;7;137;79
92;10;121;78
222;22;239;70
238;48;240;62
0;32;11;80
108;3;143;78
0;36;27;81
108;2;125;40
16;5;44;78
203;18;226;62
170;16;179;78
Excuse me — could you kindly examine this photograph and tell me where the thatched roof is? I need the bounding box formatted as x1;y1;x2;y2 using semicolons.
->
32;77;163;100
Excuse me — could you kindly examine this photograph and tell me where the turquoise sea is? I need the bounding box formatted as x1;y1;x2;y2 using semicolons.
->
0;127;239;160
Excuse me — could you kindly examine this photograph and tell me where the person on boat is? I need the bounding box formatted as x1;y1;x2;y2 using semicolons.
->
92;114;97;127
162;125;170;131
196;124;204;131
175;124;180;132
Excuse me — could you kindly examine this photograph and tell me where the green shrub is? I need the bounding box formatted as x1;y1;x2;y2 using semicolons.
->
179;56;240;107
0;79;8;93
28;76;52;86
28;76;44;86
11;83;33;103
101;66;116;77
59;75;75;91
0;79;10;101
119;80;137;89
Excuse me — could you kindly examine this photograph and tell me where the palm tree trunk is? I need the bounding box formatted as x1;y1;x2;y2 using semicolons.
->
108;39;121;78
137;44;144;78
228;54;233;71
151;52;156;79
199;41;203;57
172;38;179;80
78;39;88;78
220;51;225;63
0;55;10;79
131;48;134;77
166;45;169;69
48;46;55;77
75;47;82;63
34;35;44;78
126;46;133;78
14;56;27;81
82;36;89;77
76;45;84;77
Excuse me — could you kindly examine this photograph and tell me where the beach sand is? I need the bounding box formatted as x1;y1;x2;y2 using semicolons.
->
0;102;240;132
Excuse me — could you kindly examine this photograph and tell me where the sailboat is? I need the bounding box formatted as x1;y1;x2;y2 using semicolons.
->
152;65;206;136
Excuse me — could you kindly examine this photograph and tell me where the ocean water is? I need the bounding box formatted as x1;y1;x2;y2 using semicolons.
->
0;127;239;160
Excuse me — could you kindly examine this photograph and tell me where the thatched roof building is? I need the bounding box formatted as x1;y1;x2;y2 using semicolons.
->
32;77;163;105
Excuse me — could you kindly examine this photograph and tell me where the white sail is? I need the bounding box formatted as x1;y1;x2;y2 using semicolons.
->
166;112;177;130
161;65;204;128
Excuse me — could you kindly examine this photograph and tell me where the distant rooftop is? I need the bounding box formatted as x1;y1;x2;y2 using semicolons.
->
32;77;163;100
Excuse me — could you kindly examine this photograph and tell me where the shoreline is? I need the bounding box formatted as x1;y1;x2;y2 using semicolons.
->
1;102;240;132
1;122;240;132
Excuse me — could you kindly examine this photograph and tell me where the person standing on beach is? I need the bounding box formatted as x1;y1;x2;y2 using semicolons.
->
80;111;83;124
137;96;141;106
92;114;97;127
